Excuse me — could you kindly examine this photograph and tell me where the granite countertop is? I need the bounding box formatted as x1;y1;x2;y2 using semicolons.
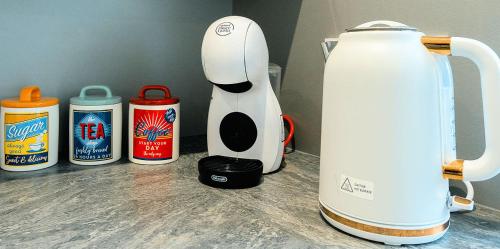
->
0;139;499;248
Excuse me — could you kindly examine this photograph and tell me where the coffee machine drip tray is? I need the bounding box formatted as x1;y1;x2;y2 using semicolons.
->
198;155;263;189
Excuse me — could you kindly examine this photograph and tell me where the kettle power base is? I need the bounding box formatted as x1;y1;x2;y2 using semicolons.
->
319;202;449;245
198;155;263;189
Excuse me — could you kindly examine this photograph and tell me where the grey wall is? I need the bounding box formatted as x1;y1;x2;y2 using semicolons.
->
233;0;302;74
0;0;232;156
234;0;500;208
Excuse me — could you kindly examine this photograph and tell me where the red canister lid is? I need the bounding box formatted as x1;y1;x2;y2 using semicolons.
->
130;85;179;105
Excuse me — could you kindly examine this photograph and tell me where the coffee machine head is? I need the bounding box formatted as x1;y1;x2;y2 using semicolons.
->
202;16;269;92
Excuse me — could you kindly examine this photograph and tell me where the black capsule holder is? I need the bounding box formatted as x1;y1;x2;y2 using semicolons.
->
198;155;263;189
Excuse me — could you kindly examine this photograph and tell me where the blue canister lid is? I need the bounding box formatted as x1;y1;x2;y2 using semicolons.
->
70;85;121;106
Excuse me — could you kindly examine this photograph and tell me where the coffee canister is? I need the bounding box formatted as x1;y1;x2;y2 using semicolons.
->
0;86;59;171
129;85;180;164
69;85;122;165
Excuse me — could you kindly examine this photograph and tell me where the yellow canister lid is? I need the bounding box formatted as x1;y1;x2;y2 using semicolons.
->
1;86;59;108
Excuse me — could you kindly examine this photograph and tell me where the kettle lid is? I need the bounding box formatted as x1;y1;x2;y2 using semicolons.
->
346;20;417;32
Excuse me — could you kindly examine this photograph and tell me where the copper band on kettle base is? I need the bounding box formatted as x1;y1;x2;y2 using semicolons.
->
319;203;449;237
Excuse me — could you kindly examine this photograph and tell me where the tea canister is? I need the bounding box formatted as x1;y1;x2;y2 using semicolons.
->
129;85;180;164
69;85;122;165
0;86;59;171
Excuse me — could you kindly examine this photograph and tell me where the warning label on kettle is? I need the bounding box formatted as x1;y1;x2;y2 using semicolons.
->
340;175;374;200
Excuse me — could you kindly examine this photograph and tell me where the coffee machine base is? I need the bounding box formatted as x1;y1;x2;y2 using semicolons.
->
198;155;263;189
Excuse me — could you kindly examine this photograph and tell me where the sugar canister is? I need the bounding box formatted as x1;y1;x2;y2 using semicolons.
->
0;86;59;171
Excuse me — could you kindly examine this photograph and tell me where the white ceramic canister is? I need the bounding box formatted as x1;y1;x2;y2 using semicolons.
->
129;85;180;164
69;85;122;165
0;86;59;171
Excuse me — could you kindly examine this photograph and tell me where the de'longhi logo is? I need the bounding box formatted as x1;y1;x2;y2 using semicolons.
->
215;22;234;36
211;175;228;182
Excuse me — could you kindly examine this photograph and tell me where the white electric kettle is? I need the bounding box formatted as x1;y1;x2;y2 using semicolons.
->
319;20;500;245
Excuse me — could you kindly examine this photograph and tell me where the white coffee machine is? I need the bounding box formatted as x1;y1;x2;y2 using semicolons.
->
198;16;287;188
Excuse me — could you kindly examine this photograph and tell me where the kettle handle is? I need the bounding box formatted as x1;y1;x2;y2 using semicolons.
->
423;36;500;182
